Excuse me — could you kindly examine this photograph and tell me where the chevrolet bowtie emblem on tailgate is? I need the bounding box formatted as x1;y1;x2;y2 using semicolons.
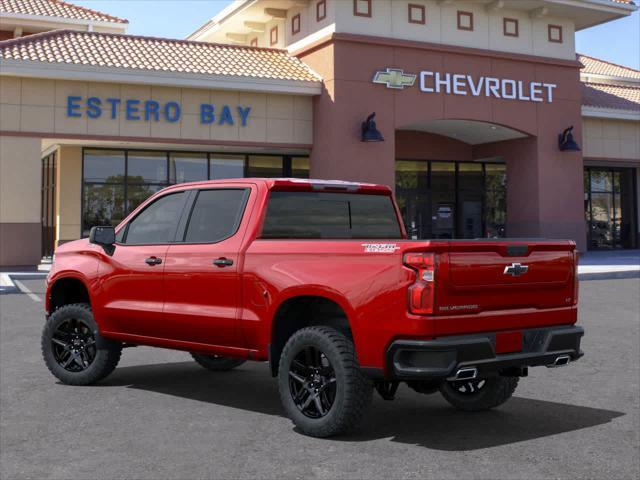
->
504;263;529;277
372;68;416;89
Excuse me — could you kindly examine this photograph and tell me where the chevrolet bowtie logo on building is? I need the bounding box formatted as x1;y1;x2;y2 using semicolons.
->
372;68;416;90
503;263;529;277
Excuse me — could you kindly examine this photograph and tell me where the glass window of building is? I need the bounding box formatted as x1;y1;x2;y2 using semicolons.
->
170;152;207;184
247;155;283;177
291;157;310;178
395;160;507;240
210;154;245;179
82;149;309;237
585;167;637;249
484;163;507;238
395;160;429;239
127;151;168;184
458;163;484;239
431;162;456;239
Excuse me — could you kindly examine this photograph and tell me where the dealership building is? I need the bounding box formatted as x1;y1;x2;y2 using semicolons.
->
0;0;639;266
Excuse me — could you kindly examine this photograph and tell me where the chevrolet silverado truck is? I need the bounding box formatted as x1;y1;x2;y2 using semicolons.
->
42;178;583;437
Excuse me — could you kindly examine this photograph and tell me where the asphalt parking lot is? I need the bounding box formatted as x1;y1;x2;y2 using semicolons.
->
1;276;638;479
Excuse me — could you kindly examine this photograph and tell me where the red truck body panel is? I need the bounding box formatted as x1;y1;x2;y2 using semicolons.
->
46;179;578;374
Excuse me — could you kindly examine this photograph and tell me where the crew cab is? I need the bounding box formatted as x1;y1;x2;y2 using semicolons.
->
42;178;583;437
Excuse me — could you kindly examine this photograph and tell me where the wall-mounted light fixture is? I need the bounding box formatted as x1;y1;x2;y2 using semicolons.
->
361;112;384;142
558;126;580;151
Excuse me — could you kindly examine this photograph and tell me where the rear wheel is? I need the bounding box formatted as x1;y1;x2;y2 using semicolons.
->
191;353;246;371
278;326;373;438
41;303;121;385
440;376;518;411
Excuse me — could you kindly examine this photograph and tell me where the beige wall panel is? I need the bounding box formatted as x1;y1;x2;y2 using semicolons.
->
266;118;294;143
239;116;267;142
87;82;121;99
0;104;20;130
87;114;120;136
293;96;313;121
182;89;211;115
583;118;640;161
20;105;54;132
210;123;240;142
267;94;294;119
118;117;151;137
181;114;210;140
241;93;267;118
151;119;181;139
54;107;88;134
21;78;55;106
56;146;82;243
440;1;490;50
293;119;313;144
3;77;313;145
0;135;41;223
0;76;21;105
55;81;88;107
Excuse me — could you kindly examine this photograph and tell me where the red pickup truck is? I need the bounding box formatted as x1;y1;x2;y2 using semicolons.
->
42;178;583;437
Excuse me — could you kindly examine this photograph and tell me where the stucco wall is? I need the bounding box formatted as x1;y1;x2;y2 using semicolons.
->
582;117;640;161
56;146;82;245
0;135;42;266
0;77;314;146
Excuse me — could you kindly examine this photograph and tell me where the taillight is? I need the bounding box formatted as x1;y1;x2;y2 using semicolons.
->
404;252;436;315
573;251;579;305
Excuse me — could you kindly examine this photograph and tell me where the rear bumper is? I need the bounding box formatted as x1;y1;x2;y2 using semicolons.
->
384;325;584;380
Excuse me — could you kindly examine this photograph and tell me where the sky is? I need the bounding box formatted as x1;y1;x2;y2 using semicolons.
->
73;0;639;69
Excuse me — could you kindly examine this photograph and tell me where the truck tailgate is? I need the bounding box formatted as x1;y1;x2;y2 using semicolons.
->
435;241;577;315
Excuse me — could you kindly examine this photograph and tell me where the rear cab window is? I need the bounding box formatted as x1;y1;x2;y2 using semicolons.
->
261;191;402;239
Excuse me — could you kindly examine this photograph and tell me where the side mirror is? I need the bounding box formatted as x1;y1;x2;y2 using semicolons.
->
89;226;115;246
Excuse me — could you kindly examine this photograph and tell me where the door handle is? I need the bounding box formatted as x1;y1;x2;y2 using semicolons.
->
145;256;162;266
213;257;233;267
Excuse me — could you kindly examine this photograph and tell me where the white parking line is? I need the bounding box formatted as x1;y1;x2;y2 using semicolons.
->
13;279;42;302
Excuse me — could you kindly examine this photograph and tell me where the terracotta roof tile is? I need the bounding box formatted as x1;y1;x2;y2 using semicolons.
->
0;0;128;24
578;54;640;80
0;30;321;83
582;82;640;111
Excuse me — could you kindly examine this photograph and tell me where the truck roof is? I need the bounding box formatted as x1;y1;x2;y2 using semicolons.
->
162;178;392;195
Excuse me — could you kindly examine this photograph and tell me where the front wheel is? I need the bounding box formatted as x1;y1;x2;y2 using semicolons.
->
41;303;122;385
440;376;518;411
278;326;373;438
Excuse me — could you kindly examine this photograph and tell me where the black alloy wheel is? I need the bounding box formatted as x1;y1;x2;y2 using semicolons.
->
288;346;337;418
450;378;486;395
51;318;97;372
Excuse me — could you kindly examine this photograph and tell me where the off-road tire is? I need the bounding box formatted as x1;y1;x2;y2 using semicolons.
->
278;326;373;438
191;353;246;371
42;303;122;385
440;376;519;411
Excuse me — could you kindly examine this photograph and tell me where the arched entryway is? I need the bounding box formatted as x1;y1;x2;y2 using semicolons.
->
394;119;531;240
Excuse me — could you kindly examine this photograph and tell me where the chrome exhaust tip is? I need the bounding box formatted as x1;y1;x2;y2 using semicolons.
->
447;367;478;381
547;355;571;368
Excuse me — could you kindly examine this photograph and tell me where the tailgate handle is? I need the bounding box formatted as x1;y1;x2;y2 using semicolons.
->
507;245;528;257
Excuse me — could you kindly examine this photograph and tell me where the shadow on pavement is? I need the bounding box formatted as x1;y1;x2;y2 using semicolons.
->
101;361;624;451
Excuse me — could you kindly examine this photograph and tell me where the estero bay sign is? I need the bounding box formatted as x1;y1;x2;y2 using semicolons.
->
66;96;252;126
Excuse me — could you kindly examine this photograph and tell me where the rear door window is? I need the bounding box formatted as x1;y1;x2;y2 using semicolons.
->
261;192;402;239
183;189;249;243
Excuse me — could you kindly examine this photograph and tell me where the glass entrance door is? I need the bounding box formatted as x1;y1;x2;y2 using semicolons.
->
41;153;57;258
585;167;638;249
395;160;506;240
